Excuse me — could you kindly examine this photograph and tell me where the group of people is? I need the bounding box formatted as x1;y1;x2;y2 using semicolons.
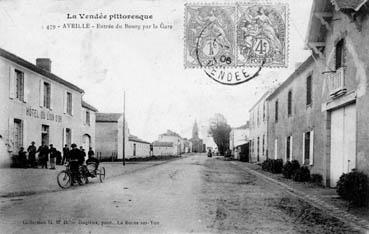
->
15;142;96;170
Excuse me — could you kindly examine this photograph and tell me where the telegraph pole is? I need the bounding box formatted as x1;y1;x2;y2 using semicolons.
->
122;91;126;166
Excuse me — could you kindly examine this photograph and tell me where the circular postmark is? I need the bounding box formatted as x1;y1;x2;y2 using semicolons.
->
195;21;265;85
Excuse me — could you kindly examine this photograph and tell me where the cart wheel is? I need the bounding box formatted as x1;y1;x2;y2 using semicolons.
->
57;170;71;189
99;167;105;183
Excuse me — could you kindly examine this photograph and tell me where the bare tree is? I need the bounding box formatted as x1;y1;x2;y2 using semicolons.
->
208;113;232;155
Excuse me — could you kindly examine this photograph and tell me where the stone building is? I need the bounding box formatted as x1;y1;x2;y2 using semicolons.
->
266;56;324;177
127;135;151;158
249;91;271;162
152;141;176;156
229;122;249;160
189;121;204;153
304;0;369;186
0;47;96;167
156;130;184;155
95;113;128;160
266;0;369;187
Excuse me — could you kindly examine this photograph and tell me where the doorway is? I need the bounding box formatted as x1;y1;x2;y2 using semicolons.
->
330;104;356;187
41;125;49;146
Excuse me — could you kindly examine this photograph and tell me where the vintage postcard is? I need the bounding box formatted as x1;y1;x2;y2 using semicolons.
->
1;0;369;233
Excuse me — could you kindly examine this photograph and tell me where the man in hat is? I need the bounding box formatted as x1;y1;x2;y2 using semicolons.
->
37;143;49;169
69;144;82;184
49;144;57;169
27;141;37;168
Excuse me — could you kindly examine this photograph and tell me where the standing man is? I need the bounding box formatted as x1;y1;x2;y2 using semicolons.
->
62;144;70;165
49;144;57;169
88;147;95;158
79;146;86;164
37;143;49;169
27;141;37;168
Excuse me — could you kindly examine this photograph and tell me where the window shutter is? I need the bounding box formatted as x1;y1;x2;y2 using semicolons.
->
285;138;287;162
23;74;29;103
63;91;67;114
8;117;14;152
290;136;293;161
49;84;54;110
310;130;314;165
39;80;44;107
22;120;27;148
9;66;15;99
71;94;74;116
274;139;277;159
302;133;305;165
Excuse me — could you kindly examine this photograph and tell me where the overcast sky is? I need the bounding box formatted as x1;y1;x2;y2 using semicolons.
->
0;0;312;143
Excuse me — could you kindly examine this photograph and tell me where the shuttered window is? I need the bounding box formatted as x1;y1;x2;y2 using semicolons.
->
15;70;24;101
67;92;72;115
43;82;51;109
275;100;279;122
306;75;312;106
288;90;292;116
335;39;344;70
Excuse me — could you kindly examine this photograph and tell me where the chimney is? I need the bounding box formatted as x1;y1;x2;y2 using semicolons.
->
36;58;51;72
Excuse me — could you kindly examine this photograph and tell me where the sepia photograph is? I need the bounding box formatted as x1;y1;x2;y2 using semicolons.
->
0;0;369;233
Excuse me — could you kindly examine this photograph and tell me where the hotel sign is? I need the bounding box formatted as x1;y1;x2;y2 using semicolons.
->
26;106;62;123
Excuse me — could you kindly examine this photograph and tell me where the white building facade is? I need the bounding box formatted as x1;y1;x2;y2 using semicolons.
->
0;48;95;166
249;91;271;162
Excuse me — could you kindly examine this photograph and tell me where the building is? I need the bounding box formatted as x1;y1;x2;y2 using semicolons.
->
95;113;128;160
152;141;176;156
229;122;249;160
81;101;98;150
249;91;271;162
304;0;369;186
127;135;151;158
0;47;96;167
189;121;204;153
156;129;184;155
266;56;323;179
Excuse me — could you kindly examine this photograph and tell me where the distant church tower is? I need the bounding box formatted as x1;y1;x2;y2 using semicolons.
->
190;120;204;153
192;120;199;139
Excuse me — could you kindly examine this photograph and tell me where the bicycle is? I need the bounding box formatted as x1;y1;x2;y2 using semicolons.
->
57;160;88;189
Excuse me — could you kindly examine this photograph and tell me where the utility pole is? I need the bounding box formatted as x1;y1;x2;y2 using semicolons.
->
123;91;126;166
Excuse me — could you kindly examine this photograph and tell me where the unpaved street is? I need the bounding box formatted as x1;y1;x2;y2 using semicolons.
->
0;154;358;233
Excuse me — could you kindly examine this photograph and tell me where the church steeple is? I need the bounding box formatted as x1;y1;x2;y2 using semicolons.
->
192;120;199;139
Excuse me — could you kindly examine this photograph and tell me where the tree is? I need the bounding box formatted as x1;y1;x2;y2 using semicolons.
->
208;113;232;155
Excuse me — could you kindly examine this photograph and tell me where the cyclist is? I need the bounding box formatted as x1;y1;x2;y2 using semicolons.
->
69;143;83;185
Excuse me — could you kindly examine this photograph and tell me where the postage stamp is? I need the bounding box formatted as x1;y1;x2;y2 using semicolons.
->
236;3;288;67
184;2;288;69
184;4;236;68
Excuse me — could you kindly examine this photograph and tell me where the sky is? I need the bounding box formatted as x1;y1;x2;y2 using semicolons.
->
0;0;313;144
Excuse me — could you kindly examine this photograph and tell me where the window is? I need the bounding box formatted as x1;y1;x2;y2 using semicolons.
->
335;39;344;70
43;82;51;109
275;100;279;122
15;70;24;101
306;75;312;106
85;111;90;126
66;128;71;146
14;119;23;152
67;92;72;115
263;102;266;122
303;131;314;165
286;136;292;161
288;90;292;116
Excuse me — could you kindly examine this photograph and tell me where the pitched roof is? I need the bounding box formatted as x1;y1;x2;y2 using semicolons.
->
266;56;315;101
152;141;174;147
160;130;181;138
95;113;122;122
0;47;84;93
128;135;150;144
234;122;249;130
331;0;368;11
82;100;98;112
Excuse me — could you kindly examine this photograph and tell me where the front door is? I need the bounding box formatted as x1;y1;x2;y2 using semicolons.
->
330;104;356;187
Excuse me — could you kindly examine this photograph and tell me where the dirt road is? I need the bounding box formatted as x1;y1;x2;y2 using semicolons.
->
0;154;358;233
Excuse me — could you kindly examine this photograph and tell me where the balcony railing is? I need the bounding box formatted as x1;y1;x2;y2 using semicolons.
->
325;67;346;98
